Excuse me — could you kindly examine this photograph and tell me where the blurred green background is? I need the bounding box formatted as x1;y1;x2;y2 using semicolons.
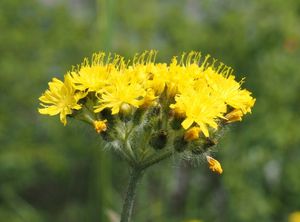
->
1;0;300;221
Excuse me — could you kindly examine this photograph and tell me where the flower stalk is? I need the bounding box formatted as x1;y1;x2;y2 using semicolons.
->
120;167;143;222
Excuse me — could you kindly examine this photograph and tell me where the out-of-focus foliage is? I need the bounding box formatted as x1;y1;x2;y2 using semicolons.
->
1;0;300;221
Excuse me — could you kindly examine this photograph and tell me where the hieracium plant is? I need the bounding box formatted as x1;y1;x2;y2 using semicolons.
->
38;51;255;222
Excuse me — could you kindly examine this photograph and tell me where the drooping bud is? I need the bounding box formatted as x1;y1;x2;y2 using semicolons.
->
206;156;223;174
184;127;201;142
94;120;107;133
225;109;243;123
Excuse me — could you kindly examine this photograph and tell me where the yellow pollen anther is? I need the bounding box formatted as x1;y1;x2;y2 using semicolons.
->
225;109;243;123
184;127;201;141
206;156;223;174
94;120;107;133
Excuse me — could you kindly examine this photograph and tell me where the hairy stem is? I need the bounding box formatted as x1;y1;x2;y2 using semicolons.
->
120;167;143;222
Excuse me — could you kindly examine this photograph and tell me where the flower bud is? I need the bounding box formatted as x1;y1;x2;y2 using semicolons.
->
94;120;107;133
120;103;132;116
149;130;168;150
225;109;243;123
119;103;133;121
173;136;187;152
206;156;223;174
170;107;185;119
184;127;201;142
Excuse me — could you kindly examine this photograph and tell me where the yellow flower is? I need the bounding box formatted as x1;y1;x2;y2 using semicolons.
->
71;52;122;92
204;67;255;114
94;120;107;133
94;73;146;114
206;156;223;174
184;127;201;141
140;89;157;108
146;63;169;95
289;211;300;222
166;58;194;97
170;85;226;137
38;74;86;125
71;66;110;92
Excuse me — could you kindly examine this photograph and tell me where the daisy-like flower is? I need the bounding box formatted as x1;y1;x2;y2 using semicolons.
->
94;72;146;114
204;67;256;114
38;74;87;125
71;53;123;92
170;84;226;137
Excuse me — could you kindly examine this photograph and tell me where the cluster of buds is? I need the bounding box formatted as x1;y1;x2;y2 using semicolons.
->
38;51;255;173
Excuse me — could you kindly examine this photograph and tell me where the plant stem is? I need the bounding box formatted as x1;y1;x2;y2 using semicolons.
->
120;167;143;222
141;150;173;170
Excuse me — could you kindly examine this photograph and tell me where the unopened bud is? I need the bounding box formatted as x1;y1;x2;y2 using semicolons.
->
184;127;201;142
149;130;168;150
173;136;187;152
119;103;132;121
94;120;107;133
225;109;243;123
206;156;223;174
170;107;186;119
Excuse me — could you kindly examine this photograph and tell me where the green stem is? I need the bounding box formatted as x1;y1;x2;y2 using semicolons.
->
120;167;143;222
141;150;173;170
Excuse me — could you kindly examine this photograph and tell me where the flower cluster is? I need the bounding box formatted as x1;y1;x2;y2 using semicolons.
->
38;51;255;174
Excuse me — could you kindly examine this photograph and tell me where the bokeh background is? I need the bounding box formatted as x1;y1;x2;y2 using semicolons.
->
1;0;300;221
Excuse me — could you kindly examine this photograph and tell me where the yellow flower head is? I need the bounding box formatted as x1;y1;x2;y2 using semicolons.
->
94;119;107;133
206;156;223;174
170;85;226;137
38;51;255;162
94;73;146;114
38;74;86;125
204;67;255;114
71;52;124;92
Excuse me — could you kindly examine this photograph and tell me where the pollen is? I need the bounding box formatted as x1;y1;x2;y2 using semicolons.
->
206;156;223;174
94;120;107;133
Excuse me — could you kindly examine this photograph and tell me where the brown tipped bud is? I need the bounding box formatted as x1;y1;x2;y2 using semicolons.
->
170;107;186;119
184;127;201;142
225;109;243;123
